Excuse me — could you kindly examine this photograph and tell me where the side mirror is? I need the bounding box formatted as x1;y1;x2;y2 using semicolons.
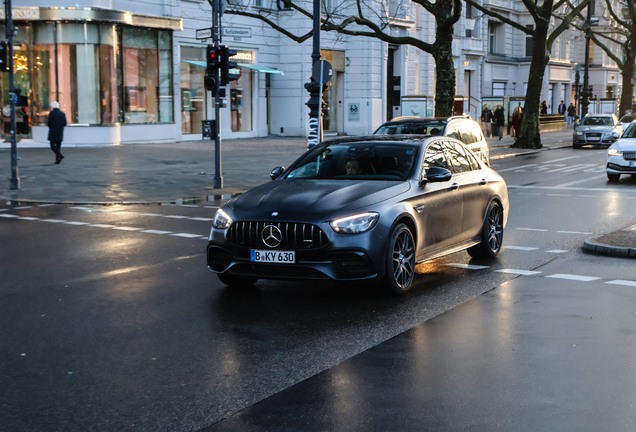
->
419;167;452;187
270;166;285;180
617;122;623;127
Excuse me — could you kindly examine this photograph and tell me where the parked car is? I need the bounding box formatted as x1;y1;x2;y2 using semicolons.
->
573;113;623;148
373;116;490;166
619;114;636;124
606;121;636;182
207;136;509;294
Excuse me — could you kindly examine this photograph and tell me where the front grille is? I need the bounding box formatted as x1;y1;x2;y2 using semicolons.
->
586;133;602;138
623;152;636;161
227;221;328;250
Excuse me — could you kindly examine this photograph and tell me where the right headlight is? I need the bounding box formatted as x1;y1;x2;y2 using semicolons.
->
607;148;623;156
576;131;584;136
330;212;379;234
212;208;233;230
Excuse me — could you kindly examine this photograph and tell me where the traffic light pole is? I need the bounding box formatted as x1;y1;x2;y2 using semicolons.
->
212;0;223;188
5;0;19;190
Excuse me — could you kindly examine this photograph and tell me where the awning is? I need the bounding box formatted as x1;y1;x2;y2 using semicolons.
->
181;60;284;75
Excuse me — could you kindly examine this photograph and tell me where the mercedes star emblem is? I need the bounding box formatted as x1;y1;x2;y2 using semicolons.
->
262;225;282;248
271;212;279;217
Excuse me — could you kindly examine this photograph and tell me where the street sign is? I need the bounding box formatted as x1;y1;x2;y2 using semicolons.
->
223;27;252;39
348;103;360;121
196;28;213;40
312;60;332;85
10;92;17;105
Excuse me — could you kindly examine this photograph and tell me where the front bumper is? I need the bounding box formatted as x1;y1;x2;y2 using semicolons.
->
607;155;636;174
574;135;617;145
207;222;390;281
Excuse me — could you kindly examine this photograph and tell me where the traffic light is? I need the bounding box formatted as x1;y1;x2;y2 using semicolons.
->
220;45;239;86
204;75;216;93
0;41;9;73
206;44;221;75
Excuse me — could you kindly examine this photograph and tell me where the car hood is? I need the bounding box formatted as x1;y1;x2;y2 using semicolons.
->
230;179;411;219
576;125;617;133
612;138;636;151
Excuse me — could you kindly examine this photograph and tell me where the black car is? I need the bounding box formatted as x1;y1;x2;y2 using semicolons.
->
207;136;509;294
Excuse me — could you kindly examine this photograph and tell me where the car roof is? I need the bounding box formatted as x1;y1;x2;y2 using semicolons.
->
321;134;463;147
385;115;472;125
584;113;615;117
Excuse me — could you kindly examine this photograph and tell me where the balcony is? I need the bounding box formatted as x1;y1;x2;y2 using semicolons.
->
463;37;484;52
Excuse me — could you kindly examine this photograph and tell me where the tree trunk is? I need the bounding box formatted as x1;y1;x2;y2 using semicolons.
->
513;27;549;149
619;39;635;118
432;22;456;117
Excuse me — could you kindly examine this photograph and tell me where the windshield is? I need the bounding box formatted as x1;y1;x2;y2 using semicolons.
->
581;116;614;126
622;123;636;139
374;122;445;136
286;142;419;181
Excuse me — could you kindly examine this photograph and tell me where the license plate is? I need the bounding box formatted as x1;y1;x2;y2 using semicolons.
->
588;136;600;141
250;250;295;263
630;161;636;167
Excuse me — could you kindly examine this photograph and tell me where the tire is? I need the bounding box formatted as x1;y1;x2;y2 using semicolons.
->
573;143;582;149
384;223;416;295
467;201;504;259
607;172;621;182
217;273;259;287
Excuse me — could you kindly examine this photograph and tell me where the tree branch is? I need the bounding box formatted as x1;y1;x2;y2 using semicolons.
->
589;31;624;66
547;0;589;47
225;9;313;42
464;0;531;33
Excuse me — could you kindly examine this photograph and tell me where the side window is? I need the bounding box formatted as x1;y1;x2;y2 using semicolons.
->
465;149;481;170
460;123;477;145
423;142;449;171
469;122;484;142
446;123;462;141
443;141;472;174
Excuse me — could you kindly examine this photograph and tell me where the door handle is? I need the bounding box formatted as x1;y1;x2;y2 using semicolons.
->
450;183;459;190
479;179;487;185
413;203;426;213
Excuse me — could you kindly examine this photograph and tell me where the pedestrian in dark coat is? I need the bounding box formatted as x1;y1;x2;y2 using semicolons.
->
47;102;67;164
481;105;493;138
540;101;548;115
567;103;576;124
493;105;505;140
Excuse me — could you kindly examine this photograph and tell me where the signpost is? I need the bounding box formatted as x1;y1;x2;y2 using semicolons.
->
4;0;19;189
196;28;213;40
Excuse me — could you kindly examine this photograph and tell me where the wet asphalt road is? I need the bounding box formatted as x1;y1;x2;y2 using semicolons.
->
2;147;636;431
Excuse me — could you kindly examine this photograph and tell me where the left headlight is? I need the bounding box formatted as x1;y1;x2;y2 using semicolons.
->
330;212;379;234
576;131;584;136
607;148;623;156
212;208;233;230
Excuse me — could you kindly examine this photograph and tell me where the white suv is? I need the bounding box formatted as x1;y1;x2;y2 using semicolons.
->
374;116;490;165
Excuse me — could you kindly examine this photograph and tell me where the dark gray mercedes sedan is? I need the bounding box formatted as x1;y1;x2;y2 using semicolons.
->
207;136;509;294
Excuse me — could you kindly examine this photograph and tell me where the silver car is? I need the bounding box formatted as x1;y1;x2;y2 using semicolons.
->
573;114;623;148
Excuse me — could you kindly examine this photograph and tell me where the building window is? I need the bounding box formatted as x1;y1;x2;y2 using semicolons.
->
123;27;173;124
488;22;503;54
230;67;253;132
525;25;534;56
492;82;506;96
559;37;567;60
180;46;206;135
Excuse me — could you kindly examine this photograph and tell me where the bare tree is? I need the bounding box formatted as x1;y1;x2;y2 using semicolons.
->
569;0;636;117
465;0;589;149
220;0;462;116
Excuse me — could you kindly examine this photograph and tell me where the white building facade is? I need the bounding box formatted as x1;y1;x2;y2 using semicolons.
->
4;0;625;146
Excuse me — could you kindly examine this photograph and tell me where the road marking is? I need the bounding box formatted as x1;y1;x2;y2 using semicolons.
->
40;219;66;223
547;155;582;163
189;217;214;221
554;174;608;187
515;228;548;232
508;185;636;194
204;206;220;209
578;195;598;198
546;274;600;282
170;233;204;238
0;209;7;212
556;230;592;235
18;217;40;221
496;269;541;276
37;204;55;207
547;164;599;173
445;263;490;270
14;206;32;209
112;227;144;231
606;280;636;287
141;230;173;235
180;205;200;208
88;224;116;228
0;214;19;218
163;215;189;219
503;246;539;251
546;249;568;253
547;194;570;197
140;213;164;217
64;221;90;225
496;163;539;173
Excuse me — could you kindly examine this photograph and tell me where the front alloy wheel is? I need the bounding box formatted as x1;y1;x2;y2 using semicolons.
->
385;223;416;294
607;172;620;182
467;201;503;258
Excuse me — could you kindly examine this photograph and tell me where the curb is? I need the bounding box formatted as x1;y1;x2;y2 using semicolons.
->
0;193;241;206
583;237;636;258
489;144;571;161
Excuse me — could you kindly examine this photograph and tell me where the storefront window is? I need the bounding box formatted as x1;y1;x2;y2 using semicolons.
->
123;27;174;124
230;67;253;132
33;23;56;125
57;23;100;124
99;25;118;124
180;46;206;134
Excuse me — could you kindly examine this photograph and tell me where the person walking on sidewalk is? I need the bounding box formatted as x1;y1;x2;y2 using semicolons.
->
47;102;67;164
511;103;523;141
481;105;493;138
558;100;566;120
493;105;505;140
567;103;576;124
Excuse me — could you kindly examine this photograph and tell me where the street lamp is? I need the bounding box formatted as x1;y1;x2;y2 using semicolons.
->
580;4;599;118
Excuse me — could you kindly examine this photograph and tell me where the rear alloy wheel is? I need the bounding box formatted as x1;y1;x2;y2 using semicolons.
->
217;273;259;287
467;201;504;259
385;223;416;294
607;172;621;182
